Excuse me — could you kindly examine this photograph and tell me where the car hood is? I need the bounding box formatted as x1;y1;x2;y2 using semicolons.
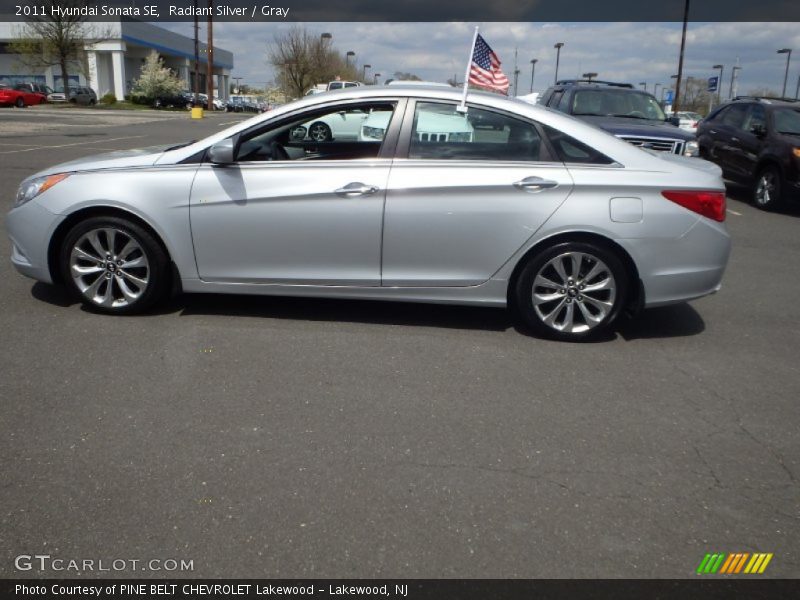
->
27;144;178;179
581;115;695;140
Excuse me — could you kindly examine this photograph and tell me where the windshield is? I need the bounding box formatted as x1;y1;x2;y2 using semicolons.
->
571;89;666;121
774;107;800;135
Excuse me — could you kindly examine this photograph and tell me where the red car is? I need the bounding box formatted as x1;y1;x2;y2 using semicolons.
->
0;85;47;107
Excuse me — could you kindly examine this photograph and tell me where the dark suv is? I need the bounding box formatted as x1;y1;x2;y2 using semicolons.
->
697;97;800;209
539;80;698;157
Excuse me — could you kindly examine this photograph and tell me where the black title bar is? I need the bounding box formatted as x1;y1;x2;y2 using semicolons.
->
0;0;799;22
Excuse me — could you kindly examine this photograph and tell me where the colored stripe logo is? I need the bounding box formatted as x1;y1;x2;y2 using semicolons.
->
697;552;773;574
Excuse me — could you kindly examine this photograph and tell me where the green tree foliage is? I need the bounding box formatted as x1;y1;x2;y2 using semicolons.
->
132;51;184;101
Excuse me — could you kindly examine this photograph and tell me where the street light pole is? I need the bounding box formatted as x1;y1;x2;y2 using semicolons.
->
639;82;647;91
582;72;598;82
713;64;724;105
673;0;690;112
362;64;371;81
729;65;741;100
654;83;661;99
206;0;214;111
553;42;564;84
529;59;537;93
777;48;792;98
346;51;355;68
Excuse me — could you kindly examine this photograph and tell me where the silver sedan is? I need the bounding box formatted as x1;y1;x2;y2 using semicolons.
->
6;85;731;341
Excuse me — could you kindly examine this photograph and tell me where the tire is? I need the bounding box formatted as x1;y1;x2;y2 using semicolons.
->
15;97;24;108
753;165;783;210
514;241;629;341
308;121;332;142
60;216;170;315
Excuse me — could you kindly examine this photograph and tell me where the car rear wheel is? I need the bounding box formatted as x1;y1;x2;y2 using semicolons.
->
60;216;170;315
515;241;628;341
753;166;783;210
15;97;24;108
308;122;332;142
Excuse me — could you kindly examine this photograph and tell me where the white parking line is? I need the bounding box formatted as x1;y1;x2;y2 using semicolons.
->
727;209;742;216
0;135;146;154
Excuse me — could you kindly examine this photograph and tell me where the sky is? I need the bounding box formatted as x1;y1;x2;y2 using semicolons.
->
160;21;800;98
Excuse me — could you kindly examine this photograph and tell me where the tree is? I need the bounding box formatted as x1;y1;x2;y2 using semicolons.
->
747;87;781;98
9;0;107;92
268;27;362;98
677;77;713;113
132;51;184;101
392;72;422;81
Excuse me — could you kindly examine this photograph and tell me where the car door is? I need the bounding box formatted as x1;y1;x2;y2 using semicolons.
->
382;100;573;287
729;104;768;178
189;99;404;285
709;104;748;176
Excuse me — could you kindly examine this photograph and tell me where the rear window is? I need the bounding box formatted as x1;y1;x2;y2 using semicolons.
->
543;125;615;165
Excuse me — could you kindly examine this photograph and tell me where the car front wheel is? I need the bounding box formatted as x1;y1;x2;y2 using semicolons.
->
753;166;783;210
515;241;628;341
15;97;24;108
60;216;169;314
308;122;332;142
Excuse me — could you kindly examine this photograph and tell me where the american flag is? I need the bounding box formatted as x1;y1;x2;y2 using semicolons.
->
469;34;510;94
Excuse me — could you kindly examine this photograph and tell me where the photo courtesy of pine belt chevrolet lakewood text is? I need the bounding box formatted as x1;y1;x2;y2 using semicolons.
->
6;85;731;341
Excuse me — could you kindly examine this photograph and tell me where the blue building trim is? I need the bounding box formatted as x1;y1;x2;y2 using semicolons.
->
121;35;233;70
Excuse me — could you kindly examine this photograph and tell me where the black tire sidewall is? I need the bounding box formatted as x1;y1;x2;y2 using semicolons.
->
59;216;169;315
515;241;629;341
310;122;331;141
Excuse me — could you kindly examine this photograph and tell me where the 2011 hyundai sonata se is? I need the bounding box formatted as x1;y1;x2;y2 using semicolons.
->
6;85;731;341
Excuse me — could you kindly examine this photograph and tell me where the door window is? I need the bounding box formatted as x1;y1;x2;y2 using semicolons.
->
234;101;397;162
742;104;766;133
720;104;748;128
408;102;545;161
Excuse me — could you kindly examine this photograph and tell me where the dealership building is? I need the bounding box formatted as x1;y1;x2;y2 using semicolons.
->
0;20;233;100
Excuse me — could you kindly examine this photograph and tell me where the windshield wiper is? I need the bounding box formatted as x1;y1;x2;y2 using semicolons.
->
572;112;607;117
608;113;652;120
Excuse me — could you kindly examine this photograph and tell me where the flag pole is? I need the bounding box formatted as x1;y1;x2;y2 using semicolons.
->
458;26;479;113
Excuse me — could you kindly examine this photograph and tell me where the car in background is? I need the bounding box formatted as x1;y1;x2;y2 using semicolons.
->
293;107;373;141
7;85;730;341
14;82;53;99
697;96;800;210
0;84;47;107
327;80;361;91
539;79;698;157
47;86;97;105
667;111;703;132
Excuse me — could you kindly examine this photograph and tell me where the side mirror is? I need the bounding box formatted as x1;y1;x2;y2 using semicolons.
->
751;124;766;137
208;138;236;164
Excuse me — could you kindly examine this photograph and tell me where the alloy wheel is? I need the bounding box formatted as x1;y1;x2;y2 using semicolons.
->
308;123;331;142
532;251;617;334
69;227;150;309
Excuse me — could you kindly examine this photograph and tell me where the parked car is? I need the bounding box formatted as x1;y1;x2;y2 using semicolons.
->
0;85;47;107
47;86;97;105
358;103;473;142
14;82;53;99
670;111;703;132
292;107;373;142
6;84;731;341
327;80;362;91
539;79;698;157
153;91;193;109
697;96;800;209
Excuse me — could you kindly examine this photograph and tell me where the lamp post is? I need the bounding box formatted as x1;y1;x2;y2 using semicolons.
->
673;0;690;112
729;65;741;100
206;0;214;111
553;42;564;84
320;32;332;43
712;64;724;105
373;73;381;85
362;64;371;81
529;59;537;93
582;72;598;82
345;51;355;67
777;48;792;98
654;83;661;99
639;82;647;91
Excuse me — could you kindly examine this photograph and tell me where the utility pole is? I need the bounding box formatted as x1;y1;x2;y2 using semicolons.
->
512;47;519;97
529;59;537;93
729;59;741;100
553;42;564;84
206;0;214;111
193;0;199;105
673;0;690;112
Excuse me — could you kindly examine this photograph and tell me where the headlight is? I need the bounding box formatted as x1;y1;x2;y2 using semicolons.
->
792;147;800;159
361;126;385;140
684;141;699;157
14;173;69;209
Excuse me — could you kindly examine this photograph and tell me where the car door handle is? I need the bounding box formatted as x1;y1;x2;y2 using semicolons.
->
709;129;717;134
513;177;559;192
731;136;740;143
334;182;379;197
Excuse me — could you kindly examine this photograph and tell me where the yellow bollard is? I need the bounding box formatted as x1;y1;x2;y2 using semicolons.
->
191;107;204;119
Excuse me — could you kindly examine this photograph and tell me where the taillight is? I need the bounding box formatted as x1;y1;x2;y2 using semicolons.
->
662;190;726;222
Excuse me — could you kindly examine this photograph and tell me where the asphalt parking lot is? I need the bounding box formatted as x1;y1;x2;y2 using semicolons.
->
0;106;798;579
